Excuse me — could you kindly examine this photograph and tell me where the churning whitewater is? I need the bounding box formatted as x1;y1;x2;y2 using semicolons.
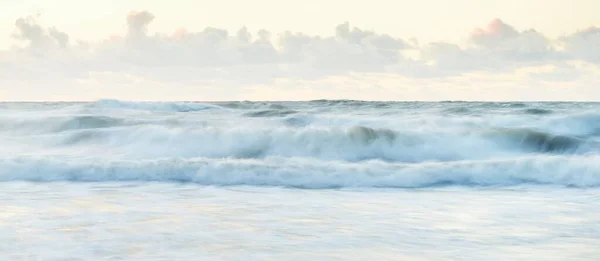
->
1;100;599;188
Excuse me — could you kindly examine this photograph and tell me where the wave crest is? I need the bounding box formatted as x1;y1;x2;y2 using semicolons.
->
56;116;126;131
1;156;599;188
244;110;298;117
90;99;218;112
523;108;553;115
485;128;585;153
348;126;396;144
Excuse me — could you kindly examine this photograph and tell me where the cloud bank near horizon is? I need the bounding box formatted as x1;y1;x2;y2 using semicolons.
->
1;11;599;101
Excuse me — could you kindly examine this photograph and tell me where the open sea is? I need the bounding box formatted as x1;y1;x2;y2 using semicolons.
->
1;100;599;260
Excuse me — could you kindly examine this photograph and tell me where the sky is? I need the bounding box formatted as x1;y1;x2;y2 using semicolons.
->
1;0;599;101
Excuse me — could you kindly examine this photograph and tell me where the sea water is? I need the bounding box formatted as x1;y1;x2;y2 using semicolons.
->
1;100;599;260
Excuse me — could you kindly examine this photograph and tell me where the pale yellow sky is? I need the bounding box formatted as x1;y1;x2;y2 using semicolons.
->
1;0;600;49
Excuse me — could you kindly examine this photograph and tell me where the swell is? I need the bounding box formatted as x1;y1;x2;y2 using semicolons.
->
483;128;586;153
38;125;597;163
523;108;553;115
51;125;422;161
309;100;393;108
0;115;131;134
4;102;600;164
218;101;289;110
0;155;598;188
56;116;127;131
544;112;600;136
244;109;298;117
89;99;218;112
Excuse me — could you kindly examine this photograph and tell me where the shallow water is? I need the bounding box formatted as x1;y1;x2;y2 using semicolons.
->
1;184;598;260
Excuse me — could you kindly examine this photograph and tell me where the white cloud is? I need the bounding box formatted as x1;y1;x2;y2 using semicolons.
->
468;19;554;61
470;19;520;47
126;11;155;39
1;11;600;101
13;15;70;50
417;19;558;77
561;26;600;63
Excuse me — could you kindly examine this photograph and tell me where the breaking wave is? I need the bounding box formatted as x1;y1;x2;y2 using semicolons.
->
483;128;587;153
2;100;600;189
26;124;596;164
90;99;218;112
523;108;553;115
244;110;298;117
56;116;127;131
0;156;598;188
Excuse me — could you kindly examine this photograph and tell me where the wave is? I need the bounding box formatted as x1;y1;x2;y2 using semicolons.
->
347;126;396;144
218;101;289;110
543;112;600;136
283;115;313;127
3;101;600;189
244;109;298;117
441;106;473;115
53;125;434;161
309;99;387;108
523;108;553;115
90;99;218;112
0;115;153;136
1;155;598;188
42;124;597;164
0;115;130;134
56;115;127;131
483;128;586;153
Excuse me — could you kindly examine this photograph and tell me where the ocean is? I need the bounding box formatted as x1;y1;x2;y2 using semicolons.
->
1;100;599;260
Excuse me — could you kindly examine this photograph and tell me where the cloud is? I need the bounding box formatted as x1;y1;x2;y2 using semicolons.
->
415;19;562;77
470;19;520;47
470;19;553;60
561;26;600;62
12;15;70;49
126;11;155;39
1;11;599;101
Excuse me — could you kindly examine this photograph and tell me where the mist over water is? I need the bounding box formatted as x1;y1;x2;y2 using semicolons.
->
1;100;600;187
1;100;599;260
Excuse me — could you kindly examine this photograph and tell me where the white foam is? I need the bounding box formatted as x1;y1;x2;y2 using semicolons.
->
1;101;600;188
42;125;511;162
91;99;219;112
1;155;599;188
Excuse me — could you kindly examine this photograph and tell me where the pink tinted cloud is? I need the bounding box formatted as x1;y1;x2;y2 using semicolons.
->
470;19;519;46
126;11;155;37
108;34;122;40
172;28;188;38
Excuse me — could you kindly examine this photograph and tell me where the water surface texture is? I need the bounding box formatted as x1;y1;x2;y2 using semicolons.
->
1;100;599;260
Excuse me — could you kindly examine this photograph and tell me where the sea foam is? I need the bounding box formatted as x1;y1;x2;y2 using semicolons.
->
1;100;599;188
